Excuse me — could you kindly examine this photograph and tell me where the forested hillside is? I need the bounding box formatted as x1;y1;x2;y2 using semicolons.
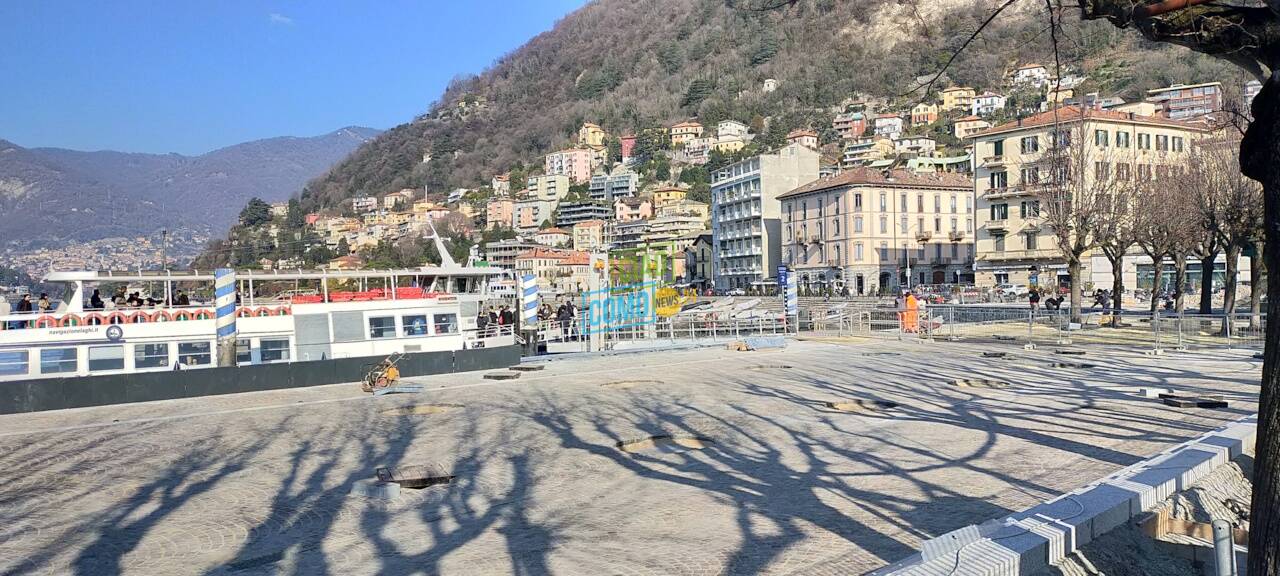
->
297;0;1244;212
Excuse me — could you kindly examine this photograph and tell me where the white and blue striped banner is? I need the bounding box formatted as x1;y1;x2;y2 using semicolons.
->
520;274;539;324
214;268;237;340
785;273;798;316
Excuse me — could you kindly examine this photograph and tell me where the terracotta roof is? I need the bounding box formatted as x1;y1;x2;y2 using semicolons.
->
787;128;818;138
778;167;970;199
955;115;985;122
974;106;1209;138
941;86;973;92
538;227;570;235
573;219;606;228
671;121;703;129
1015;63;1045;71
561;253;590;266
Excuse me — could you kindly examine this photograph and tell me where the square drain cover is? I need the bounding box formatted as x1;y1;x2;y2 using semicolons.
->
376;464;453;489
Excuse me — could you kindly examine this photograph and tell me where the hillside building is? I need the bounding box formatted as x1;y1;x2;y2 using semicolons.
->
911;103;939;125
544;148;594;184
1145;82;1223;120
555;201;612;228
786;128;820;149
670;121;704;147
485;199;515;230
588;168;638;202
526;174;570;202
940;86;977;112
572;219;607;252
578;122;606;148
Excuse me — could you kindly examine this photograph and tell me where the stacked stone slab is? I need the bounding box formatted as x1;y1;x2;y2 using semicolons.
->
869;415;1258;575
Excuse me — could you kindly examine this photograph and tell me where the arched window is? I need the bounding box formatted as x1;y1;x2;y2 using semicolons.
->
833;218;840;236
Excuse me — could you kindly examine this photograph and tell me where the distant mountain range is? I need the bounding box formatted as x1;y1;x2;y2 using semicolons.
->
0;126;381;251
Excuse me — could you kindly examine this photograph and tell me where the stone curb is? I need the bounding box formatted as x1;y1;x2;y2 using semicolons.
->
867;414;1258;576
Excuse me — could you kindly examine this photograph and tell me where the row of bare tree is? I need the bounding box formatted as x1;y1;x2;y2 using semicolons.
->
1032;122;1264;326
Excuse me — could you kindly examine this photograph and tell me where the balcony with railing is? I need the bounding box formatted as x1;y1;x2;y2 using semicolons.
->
976;249;1057;262
948;230;966;242
915;231;933;242
981;155;1005;167
983;220;1009;232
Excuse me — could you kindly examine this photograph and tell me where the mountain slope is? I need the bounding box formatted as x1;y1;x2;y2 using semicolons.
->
296;0;1243;212
0;127;380;250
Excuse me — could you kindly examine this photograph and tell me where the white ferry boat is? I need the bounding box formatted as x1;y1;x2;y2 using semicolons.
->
0;265;515;382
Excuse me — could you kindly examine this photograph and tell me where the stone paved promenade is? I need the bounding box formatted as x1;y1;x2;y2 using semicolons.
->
0;340;1260;575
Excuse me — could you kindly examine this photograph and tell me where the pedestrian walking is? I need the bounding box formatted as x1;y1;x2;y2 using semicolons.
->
1029;289;1041;314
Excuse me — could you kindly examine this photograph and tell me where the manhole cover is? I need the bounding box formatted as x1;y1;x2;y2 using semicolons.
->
952;378;1011;389
982;352;1008;358
1051;362;1094;369
380;404;463;416
1054;349;1087;356
826;399;899;413
616;435;714;454
510;365;545;372
601;379;664;389
376;464;453;489
748;364;793;370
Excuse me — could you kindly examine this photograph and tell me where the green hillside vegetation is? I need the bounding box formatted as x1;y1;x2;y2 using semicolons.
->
292;0;1243;216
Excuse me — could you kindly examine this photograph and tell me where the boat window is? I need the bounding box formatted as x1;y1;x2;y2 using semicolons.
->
236;339;251;365
40;348;78;374
178;342;212;366
135;343;170;369
403;315;429;336
88;346;125;371
261;338;290;362
433;313;459;335
368;316;396;339
0;351;29;376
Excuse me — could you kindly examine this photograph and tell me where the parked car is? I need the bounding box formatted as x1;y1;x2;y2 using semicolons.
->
995;284;1030;297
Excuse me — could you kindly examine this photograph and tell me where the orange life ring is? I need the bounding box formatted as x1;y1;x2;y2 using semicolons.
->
254;307;271;317
275;306;291;316
172;310;193;322
34;315;57;329
106;312;128;325
152;310;173;322
236;308;253;318
129;311;150;324
59;314;82;327
83;312;105;326
193;310;213;320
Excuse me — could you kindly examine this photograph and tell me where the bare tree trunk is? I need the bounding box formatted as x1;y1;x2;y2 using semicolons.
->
1199;252;1216;314
1240;76;1280;576
1109;253;1124;325
1252;239;1265;329
1174;253;1188;314
1150;258;1165;313
1069;256;1083;324
1223;244;1242;335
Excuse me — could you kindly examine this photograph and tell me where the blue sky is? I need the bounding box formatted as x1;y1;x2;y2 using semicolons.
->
0;1;587;155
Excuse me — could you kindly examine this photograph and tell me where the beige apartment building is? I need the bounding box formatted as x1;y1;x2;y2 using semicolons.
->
778;168;974;295
971;107;1207;287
